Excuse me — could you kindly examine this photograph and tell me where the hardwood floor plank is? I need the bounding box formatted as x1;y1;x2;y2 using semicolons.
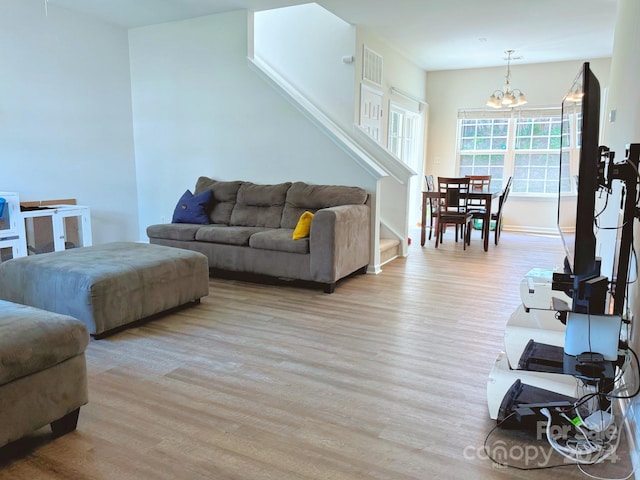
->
0;232;633;479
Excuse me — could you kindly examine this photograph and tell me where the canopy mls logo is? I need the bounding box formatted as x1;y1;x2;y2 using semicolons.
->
464;421;621;469
464;440;557;469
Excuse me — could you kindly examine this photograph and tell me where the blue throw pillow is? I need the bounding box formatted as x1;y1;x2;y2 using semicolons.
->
171;189;212;224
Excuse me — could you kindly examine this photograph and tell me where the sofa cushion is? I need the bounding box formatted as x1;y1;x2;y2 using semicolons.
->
249;229;309;254
194;177;243;225
147;223;203;242
0;300;89;385
230;182;291;228
195;225;270;246
171;189;212;224
281;182;368;229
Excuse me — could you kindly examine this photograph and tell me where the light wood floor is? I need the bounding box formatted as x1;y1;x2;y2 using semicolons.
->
0;231;633;479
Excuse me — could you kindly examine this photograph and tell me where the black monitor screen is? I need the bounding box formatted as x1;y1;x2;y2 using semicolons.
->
557;62;600;280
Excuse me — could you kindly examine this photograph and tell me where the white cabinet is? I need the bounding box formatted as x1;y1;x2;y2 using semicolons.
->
0;194;92;260
22;205;92;254
0;192;27;262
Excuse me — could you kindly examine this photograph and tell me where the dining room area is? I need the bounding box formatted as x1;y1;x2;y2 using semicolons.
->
420;174;513;251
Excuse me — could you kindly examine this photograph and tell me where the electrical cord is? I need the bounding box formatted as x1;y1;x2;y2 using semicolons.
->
540;407;620;465
608;351;631;397
577;464;640;480
606;346;640;401
577;387;640;480
483;346;637;473
558;346;639;416
594;189;610;223
483;413;577;471
626;243;638;284
595;221;628;231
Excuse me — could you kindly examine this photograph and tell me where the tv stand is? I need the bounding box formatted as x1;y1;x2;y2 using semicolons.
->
518;340;564;373
518;341;617;384
487;267;623;427
487;141;639;432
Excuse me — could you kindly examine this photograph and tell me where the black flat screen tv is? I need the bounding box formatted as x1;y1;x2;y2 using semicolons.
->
557;62;601;282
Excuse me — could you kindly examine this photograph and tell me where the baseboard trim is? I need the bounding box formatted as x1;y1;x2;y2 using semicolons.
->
367;264;382;275
379;254;399;267
503;226;561;236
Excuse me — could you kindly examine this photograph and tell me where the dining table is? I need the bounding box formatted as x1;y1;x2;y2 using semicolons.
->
421;185;503;252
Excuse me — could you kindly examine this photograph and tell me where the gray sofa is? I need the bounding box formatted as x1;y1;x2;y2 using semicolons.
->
0;300;89;448
147;177;371;293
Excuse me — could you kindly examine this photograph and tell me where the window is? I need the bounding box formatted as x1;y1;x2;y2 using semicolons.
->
558;110;583;194
388;109;403;157
513;116;562;194
457;108;572;194
388;105;419;163
458;118;508;190
559;114;574;193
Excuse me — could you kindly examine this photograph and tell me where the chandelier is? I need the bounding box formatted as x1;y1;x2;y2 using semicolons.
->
486;50;527;108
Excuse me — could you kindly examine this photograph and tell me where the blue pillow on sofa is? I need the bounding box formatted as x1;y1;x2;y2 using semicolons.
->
171;189;212;224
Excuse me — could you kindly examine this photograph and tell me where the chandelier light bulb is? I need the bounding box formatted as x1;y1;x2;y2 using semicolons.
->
486;50;526;109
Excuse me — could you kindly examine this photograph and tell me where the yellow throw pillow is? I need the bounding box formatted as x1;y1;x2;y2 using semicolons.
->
292;211;314;240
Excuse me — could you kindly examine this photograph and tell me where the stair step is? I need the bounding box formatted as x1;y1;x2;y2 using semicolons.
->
380;238;401;265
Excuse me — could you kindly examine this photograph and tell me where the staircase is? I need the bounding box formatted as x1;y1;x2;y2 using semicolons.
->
251;5;417;274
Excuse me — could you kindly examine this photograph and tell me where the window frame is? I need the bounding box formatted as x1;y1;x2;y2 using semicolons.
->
456;107;580;197
388;102;420;163
458;117;510;191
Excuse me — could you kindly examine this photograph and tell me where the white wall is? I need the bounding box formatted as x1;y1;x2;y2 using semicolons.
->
254;3;356;130
129;10;376;240
355;28;428;143
255;8;429;239
0;0;138;244
426;58;611;233
355;28;428;237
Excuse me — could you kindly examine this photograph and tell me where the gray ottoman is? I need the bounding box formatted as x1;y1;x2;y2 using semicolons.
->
0;242;210;337
0;300;89;447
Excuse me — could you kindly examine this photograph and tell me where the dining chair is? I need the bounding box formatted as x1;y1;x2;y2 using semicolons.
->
465;175;492;236
492;176;513;245
424;175;439;240
466;175;492;189
435;177;473;249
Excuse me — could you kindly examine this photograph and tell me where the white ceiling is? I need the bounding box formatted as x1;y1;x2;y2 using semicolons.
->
47;0;619;71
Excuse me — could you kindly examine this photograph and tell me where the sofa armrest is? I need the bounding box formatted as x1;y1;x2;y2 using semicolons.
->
309;204;370;284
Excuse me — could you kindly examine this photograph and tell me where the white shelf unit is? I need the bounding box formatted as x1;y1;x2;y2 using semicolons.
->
21;205;92;254
0;192;27;262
